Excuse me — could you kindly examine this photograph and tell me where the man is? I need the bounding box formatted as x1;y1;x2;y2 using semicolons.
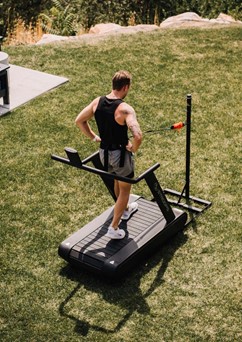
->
75;70;142;239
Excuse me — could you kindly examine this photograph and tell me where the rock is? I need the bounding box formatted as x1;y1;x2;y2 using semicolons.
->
89;23;122;34
164;12;202;22
160;12;205;27
36;24;159;44
125;24;159;32
217;13;237;23
160;11;242;28
89;23;158;35
35;13;242;45
36;34;68;45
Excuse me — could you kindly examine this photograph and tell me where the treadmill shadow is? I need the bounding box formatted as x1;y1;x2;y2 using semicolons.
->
58;231;188;336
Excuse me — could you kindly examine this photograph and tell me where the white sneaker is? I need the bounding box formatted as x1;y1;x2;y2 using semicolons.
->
121;202;138;221
106;226;126;239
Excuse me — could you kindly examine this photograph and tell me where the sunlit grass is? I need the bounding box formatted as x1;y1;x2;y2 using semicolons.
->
0;26;241;341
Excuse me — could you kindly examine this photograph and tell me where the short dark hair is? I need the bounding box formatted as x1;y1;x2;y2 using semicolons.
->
112;70;132;90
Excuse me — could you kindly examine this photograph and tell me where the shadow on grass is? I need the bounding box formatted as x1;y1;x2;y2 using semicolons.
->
58;231;188;336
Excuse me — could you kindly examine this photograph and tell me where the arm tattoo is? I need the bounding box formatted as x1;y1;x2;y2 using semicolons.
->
129;123;142;138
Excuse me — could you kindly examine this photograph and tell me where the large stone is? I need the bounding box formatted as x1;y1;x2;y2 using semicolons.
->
36;34;68;45
36;13;242;45
36;24;159;45
89;23;122;34
160;12;204;28
160;11;242;28
217;13;237;23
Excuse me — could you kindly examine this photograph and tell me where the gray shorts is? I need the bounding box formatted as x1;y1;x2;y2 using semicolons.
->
99;149;134;178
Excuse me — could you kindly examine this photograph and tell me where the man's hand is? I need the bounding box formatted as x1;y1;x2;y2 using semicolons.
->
92;135;101;142
126;140;133;152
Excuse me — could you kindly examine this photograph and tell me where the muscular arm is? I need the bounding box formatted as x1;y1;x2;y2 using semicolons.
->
75;98;101;141
120;104;142;153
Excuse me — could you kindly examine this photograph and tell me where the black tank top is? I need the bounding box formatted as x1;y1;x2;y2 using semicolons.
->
94;96;128;146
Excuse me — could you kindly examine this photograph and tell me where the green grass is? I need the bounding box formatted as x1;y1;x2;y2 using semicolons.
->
1;26;241;341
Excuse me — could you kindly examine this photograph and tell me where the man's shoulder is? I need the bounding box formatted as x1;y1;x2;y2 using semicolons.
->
92;96;102;113
118;101;133;112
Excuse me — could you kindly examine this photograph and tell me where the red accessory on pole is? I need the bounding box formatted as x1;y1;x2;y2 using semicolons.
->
170;122;185;130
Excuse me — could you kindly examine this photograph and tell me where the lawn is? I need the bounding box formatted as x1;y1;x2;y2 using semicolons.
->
0;26;241;341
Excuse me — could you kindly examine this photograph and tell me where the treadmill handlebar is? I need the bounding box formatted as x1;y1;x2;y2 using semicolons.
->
51;147;160;184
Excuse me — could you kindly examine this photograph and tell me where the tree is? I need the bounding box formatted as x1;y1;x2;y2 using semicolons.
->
0;0;241;39
40;0;81;36
79;0;135;29
0;0;52;37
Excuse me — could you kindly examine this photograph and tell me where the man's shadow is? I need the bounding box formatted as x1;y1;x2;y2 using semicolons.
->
58;230;188;336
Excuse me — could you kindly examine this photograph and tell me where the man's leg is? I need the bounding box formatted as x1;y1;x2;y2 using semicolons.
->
111;180;131;229
114;179;120;198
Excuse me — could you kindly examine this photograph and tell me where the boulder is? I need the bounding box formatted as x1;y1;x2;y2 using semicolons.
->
36;34;68;45
35;13;242;45
217;13;237;23
89;23;122;34
160;11;242;28
160;12;205;27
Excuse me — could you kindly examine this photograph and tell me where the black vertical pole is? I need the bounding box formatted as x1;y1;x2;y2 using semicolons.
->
185;94;192;199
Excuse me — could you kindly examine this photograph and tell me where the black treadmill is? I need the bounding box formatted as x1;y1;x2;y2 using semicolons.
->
52;148;187;278
52;95;212;278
